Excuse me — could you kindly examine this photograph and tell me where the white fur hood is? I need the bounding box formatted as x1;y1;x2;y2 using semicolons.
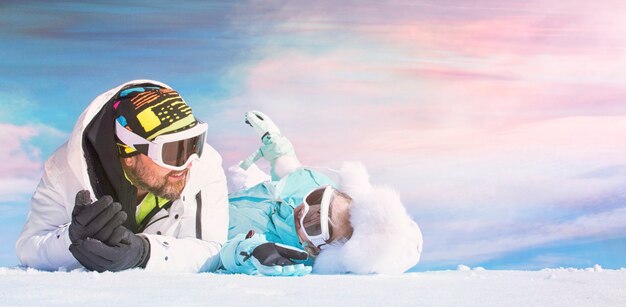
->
313;162;423;274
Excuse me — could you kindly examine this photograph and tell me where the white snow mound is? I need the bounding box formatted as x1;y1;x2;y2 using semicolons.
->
1;267;625;306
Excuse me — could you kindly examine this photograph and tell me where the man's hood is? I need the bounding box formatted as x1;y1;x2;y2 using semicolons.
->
66;79;171;231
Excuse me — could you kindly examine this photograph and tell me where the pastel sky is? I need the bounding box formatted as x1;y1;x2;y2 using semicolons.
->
2;0;626;270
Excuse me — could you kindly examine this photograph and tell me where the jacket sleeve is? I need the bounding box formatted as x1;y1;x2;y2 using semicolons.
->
15;145;82;270
142;144;229;273
142;234;224;272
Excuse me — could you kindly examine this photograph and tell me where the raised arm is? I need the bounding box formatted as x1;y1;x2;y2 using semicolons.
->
239;110;302;180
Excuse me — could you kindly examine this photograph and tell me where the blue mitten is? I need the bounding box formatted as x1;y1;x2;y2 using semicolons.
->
239;111;300;180
244;242;311;276
244;110;281;144
223;232;311;276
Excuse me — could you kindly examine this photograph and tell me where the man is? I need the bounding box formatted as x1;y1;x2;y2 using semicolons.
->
16;80;228;272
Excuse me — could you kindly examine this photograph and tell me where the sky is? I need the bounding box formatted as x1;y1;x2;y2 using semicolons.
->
1;0;626;271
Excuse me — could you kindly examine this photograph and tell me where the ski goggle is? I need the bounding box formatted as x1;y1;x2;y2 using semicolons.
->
115;120;207;171
299;185;334;249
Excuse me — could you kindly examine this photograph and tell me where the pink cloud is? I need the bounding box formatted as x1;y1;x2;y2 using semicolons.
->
0;123;41;177
237;33;626;138
0;123;43;201
220;46;626;211
259;1;626;58
356;116;626;198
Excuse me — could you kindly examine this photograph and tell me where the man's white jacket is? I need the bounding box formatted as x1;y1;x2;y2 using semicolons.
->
16;80;229;272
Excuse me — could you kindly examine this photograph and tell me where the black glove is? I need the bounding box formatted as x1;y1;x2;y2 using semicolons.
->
250;242;309;266
69;226;151;272
239;242;310;276
68;190;126;244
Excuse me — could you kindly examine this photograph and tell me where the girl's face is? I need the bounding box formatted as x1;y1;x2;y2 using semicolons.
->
293;187;353;251
294;186;330;248
294;202;321;248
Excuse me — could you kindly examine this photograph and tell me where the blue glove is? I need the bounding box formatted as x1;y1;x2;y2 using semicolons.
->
243;242;311;276
240;111;299;180
225;232;311;276
244;110;281;144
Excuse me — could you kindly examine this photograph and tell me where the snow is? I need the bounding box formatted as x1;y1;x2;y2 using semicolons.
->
1;267;625;306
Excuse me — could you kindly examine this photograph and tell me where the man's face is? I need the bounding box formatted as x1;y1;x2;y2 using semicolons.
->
121;154;189;200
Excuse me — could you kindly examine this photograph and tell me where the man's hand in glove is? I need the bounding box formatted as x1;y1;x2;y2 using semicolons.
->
69;225;150;272
68;190;127;244
242;242;311;276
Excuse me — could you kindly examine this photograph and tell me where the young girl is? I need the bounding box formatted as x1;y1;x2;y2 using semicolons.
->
219;111;423;276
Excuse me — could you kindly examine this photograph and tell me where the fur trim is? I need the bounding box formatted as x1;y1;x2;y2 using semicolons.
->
337;161;372;196
313;162;423;274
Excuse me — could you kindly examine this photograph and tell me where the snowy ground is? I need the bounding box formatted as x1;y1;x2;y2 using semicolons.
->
1;266;625;306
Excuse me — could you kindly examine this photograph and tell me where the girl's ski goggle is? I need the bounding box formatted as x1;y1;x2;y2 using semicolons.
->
115;120;207;171
300;185;334;249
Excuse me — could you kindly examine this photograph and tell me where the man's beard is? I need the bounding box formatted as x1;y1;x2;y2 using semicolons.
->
123;160;186;201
